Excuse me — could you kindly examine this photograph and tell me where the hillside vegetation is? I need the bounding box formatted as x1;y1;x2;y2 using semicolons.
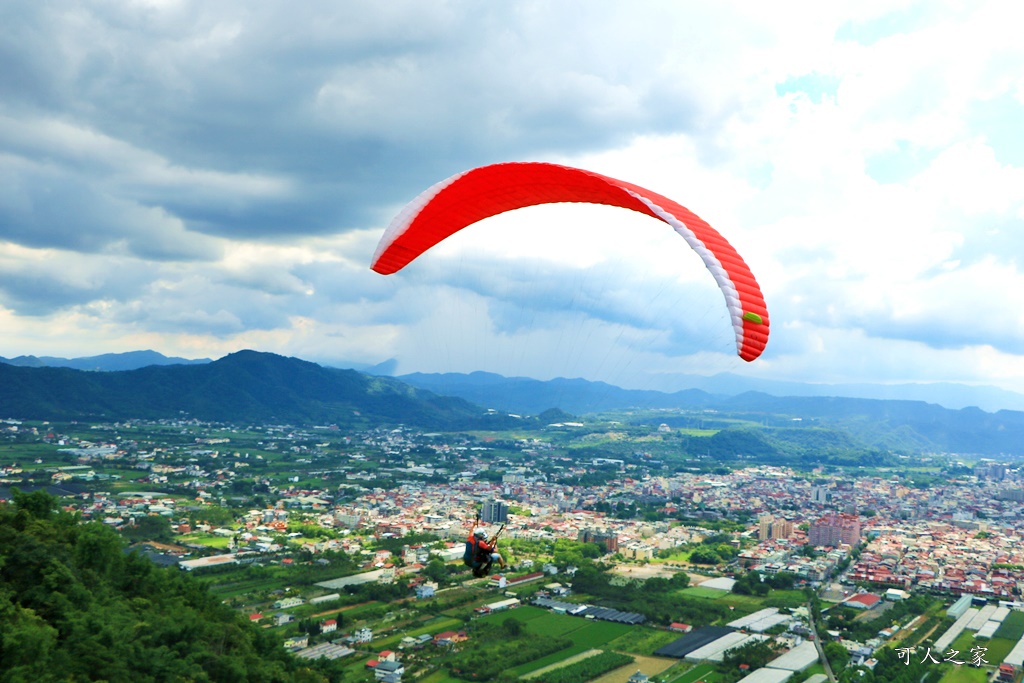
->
0;489;326;683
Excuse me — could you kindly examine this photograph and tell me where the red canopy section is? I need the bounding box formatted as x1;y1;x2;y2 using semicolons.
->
371;162;769;361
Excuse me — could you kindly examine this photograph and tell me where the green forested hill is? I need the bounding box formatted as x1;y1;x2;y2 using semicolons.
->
0;490;323;682
0;350;485;428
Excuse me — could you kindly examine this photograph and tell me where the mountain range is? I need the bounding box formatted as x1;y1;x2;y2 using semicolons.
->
0;350;486;429
6;350;1024;413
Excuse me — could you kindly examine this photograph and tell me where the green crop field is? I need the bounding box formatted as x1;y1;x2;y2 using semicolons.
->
994;610;1024;641
509;643;595;677
978;636;1015;665
477;609;634;677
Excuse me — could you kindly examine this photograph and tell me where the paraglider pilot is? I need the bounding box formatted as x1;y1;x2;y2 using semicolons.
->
465;517;505;578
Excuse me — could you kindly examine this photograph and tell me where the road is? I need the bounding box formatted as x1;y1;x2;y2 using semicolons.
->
807;599;837;683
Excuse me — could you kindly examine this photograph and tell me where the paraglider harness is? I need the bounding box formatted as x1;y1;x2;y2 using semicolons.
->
464;516;504;578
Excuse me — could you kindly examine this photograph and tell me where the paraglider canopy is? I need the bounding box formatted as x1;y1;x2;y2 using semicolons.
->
371;162;769;361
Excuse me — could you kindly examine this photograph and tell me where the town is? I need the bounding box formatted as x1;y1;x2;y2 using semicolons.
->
2;414;1024;683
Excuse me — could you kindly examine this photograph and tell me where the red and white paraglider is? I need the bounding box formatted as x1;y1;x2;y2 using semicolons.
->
371;162;769;361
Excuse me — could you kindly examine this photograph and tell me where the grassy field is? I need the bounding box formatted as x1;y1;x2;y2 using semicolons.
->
937;664;989;683
653;550;693;564
978;636;1015;665
178;533;233;549
604;628;681;655
672;586;806;619
946;628;1015;665
419;672;462;683
664;662;718;683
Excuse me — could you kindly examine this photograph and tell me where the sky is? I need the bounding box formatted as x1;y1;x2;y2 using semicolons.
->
2;1;1024;401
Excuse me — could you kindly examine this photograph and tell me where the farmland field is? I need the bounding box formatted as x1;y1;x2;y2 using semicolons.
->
994;610;1024;641
937;664;989;683
665;662;718;683
680;586;728;599
477;609;634;677
589;655;677;683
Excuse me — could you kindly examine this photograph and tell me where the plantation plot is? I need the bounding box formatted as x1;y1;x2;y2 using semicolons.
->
478;610;634;677
588;655;677;683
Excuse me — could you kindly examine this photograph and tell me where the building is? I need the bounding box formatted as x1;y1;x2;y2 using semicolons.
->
578;528;619;552
481;499;509;524
771;519;793;540
808;513;861;547
374;660;404;681
844;593;882;610
273;597;304;609
475;597;521;614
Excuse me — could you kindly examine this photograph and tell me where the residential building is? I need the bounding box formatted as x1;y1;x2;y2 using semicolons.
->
481;499;509;524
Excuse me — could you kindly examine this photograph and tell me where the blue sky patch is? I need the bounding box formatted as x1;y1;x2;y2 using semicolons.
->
967;94;1024;167
865;140;938;184
775;73;840;104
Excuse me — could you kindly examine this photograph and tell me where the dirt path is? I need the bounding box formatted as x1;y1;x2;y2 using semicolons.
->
309;600;377;619
522;649;603;679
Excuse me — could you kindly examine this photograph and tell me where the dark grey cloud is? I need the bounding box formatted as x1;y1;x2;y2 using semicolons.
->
0;255;156;315
1;1;714;248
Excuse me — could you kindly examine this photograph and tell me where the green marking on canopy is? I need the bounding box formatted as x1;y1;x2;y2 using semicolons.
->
742;311;763;324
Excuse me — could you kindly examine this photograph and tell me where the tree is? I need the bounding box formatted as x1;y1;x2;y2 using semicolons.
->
11;488;55;520
502;618;523;636
424;558;448;584
121;515;174;543
824;641;851;671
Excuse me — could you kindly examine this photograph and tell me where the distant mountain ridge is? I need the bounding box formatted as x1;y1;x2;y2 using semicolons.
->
0;351;487;428
399;370;1024;456
396;370;1024;414
4;351;1024;454
0;350;210;371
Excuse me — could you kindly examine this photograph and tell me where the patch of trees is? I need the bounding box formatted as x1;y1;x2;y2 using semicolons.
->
732;570;769;596
717;639;778;682
0;489;331;682
531;651;634;683
832;645;942;683
824;640;850;670
570;566;736;628
688;537;740;565
119;514;174;544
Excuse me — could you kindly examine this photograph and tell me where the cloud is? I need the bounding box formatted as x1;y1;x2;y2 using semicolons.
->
3;1;1024;402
